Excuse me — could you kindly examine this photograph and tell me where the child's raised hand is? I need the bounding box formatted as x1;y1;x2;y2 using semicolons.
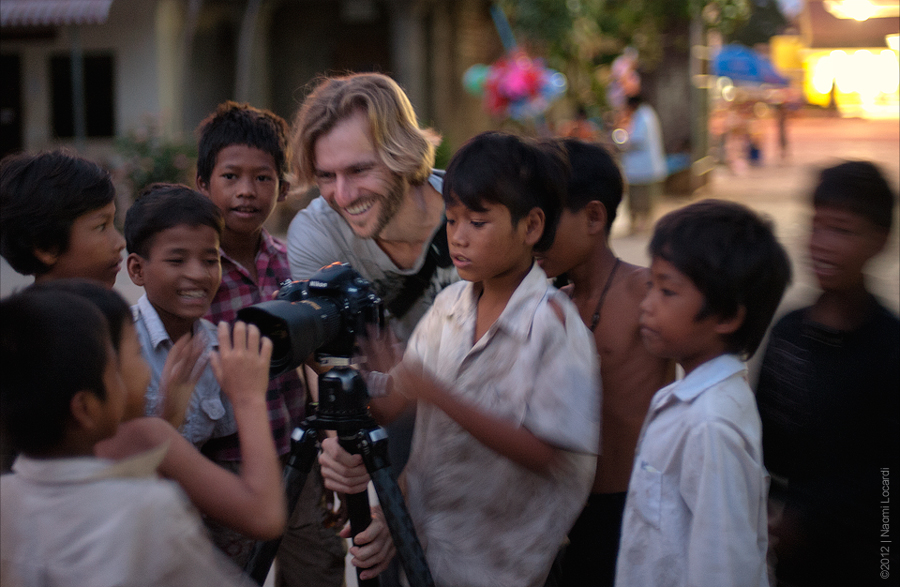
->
158;330;208;428
209;321;272;408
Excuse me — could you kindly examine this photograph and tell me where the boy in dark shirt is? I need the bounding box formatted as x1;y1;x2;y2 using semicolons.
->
756;160;900;587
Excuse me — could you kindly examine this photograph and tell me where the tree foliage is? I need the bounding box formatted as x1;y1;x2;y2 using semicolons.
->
498;0;752;109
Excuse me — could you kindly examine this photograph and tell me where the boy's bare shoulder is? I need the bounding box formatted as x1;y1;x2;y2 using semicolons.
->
620;261;650;299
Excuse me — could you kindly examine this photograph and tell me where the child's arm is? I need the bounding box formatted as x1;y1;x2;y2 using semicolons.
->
98;417;285;539
96;321;286;539
318;362;561;489
357;326;412;425
206;320;286;534
393;361;559;473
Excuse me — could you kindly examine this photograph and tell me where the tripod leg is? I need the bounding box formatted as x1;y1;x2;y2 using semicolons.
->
350;427;435;587
340;437;380;587
369;468;435;587
244;426;319;585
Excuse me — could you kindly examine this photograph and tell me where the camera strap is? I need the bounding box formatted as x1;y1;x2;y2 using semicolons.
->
386;216;451;320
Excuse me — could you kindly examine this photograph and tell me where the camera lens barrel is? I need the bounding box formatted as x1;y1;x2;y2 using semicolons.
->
236;263;383;378
238;297;341;378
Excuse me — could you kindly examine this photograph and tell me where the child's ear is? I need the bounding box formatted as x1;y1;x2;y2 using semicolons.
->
523;208;546;246
277;180;290;203
69;390;105;432
196;175;209;196
715;305;747;336
584;201;609;235
33;247;60;269
126;253;146;287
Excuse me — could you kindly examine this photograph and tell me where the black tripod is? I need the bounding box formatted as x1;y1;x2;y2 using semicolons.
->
243;360;434;587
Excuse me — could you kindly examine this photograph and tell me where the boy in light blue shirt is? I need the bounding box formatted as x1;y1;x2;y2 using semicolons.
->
125;183;234;446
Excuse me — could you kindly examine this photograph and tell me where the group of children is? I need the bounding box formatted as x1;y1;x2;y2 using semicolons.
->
1;96;897;587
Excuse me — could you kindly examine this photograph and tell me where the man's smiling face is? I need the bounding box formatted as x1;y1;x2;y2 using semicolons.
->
313;110;406;240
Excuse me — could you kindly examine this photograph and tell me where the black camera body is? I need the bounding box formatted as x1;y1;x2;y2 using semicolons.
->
237;262;383;378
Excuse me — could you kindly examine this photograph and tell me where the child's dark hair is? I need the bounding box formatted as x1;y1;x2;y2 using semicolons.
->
442;131;568;252
0;150;115;275
649;199;791;358
30;279;132;351
195;101;291;184
558;138;623;232
812;160;896;232
125;183;224;258
1;288;111;455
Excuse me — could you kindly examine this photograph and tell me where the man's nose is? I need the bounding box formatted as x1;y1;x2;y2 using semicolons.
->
332;175;354;207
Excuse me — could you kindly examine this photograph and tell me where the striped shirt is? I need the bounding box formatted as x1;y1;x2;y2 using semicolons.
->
204;230;306;461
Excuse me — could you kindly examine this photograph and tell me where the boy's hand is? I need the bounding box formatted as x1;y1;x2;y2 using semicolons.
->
158;330;208;428
358;324;404;375
392;359;439;404
210;321;272;408
318;436;370;494
341;505;395;580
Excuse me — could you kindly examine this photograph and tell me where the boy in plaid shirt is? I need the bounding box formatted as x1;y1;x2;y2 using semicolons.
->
196;102;346;585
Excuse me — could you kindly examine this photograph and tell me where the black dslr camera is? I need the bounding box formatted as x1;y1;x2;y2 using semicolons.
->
236;262;383;378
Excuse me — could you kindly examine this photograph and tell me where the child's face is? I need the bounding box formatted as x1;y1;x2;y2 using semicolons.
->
118;321;150;421
640;257;729;374
198;144;283;240
127;224;221;336
38;201;125;288
809;204;887;292
446;200;538;284
536;208;591;279
313;110;406;240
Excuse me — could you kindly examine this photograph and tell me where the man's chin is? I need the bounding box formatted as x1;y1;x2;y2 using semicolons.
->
347;221;380;241
343;209;391;241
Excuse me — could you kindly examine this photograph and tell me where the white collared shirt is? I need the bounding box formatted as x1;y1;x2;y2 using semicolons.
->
403;263;600;587
615;354;770;587
132;294;236;446
1;452;252;587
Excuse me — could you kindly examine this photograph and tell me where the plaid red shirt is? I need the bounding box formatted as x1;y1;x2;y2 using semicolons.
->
204;230;306;461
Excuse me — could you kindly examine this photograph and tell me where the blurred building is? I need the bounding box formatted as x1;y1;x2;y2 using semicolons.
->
0;0;501;160
771;0;899;118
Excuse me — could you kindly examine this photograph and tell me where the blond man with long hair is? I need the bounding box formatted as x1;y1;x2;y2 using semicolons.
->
286;73;459;585
287;74;456;339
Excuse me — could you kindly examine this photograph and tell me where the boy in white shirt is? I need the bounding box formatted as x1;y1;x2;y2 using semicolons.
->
615;199;791;587
320;132;600;586
0;287;254;587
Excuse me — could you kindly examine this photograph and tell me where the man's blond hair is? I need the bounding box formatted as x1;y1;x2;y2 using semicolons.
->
291;73;441;190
